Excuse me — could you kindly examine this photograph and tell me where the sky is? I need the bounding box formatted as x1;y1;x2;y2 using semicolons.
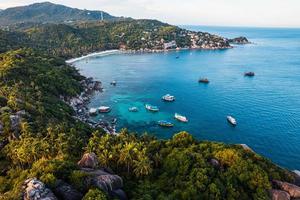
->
0;0;299;28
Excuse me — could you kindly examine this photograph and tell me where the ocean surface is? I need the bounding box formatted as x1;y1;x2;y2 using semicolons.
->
75;26;300;170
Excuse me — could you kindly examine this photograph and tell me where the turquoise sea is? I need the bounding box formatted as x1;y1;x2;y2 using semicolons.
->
75;26;300;170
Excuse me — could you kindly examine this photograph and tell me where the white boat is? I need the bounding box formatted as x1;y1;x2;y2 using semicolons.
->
89;108;98;115
227;116;237;126
129;107;138;112
145;104;159;112
162;94;175;102
99;106;111;113
174;113;188;122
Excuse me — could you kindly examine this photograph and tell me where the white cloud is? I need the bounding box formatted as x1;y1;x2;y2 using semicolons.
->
0;0;299;27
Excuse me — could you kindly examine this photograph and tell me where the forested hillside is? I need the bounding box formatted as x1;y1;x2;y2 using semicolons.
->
0;19;230;59
0;2;118;26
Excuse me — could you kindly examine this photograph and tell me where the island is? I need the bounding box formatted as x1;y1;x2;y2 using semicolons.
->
1;2;297;200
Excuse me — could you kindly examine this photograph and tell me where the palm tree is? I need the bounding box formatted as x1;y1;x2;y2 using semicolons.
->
118;142;135;174
98;149;112;168
133;154;153;177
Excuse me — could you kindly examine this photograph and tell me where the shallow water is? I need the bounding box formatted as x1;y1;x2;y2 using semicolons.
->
75;26;300;170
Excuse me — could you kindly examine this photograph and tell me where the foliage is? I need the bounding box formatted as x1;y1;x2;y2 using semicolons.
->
83;188;108;200
87;131;293;200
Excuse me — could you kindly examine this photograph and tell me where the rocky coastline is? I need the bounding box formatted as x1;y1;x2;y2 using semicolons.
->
64;76;118;135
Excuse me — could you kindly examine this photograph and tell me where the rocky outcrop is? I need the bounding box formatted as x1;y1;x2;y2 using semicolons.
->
270;189;290;200
77;152;126;199
81;168;123;194
228;36;250;44
53;180;83;200
23;178;57;200
78;152;99;169
273;180;300;198
209;158;220;168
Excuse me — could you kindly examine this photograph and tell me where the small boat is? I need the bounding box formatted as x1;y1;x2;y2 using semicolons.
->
145;104;159;112
227;116;237;126
158;120;174;127
110;80;117;86
89;108;98;116
99;106;111;113
174;113;188;122
199;78;210;83
162;94;175;102
129;107;138;112
244;72;255;77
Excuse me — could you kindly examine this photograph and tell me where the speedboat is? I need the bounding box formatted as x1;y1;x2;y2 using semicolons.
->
162;94;175;102
158;120;174;127
89;108;98;116
145;104;159;112
174;113;188;122
98;106;111;113
227;116;237;126
244;72;255;77
110;80;117;86
129;107;138;112
199;78;210;83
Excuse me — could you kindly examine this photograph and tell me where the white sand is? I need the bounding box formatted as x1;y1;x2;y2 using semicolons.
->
66;49;121;64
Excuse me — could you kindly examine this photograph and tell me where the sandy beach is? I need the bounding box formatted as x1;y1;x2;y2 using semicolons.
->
66;49;121;64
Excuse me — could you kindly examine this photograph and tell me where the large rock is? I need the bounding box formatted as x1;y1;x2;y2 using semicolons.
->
10;114;21;131
81;168;123;193
78;152;98;168
53;180;83;200
270;189;290;200
23;178;57;200
209;158;220;168
273;180;300;198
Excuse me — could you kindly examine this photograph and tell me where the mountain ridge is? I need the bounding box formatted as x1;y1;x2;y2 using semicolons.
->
0;2;120;26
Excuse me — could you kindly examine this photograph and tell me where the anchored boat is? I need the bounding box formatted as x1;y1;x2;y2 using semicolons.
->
158;120;174;127
110;80;117;86
244;72;255;77
89;108;98;116
227;116;237;126
162;94;175;102
174;113;188;122
99;106;111;113
145;104;159;112
199;78;210;83
129;107;138;112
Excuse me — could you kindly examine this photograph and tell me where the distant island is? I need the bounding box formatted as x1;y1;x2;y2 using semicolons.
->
0;2;300;200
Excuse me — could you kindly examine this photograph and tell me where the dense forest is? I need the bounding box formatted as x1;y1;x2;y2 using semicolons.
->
0;3;300;200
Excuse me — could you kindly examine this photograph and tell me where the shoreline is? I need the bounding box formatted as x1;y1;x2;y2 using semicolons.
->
66;46;232;64
66;49;122;64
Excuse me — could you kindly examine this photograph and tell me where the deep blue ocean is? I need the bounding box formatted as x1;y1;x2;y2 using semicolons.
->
75;26;300;170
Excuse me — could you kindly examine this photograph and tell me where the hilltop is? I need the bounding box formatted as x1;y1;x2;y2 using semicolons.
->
0;2;120;27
